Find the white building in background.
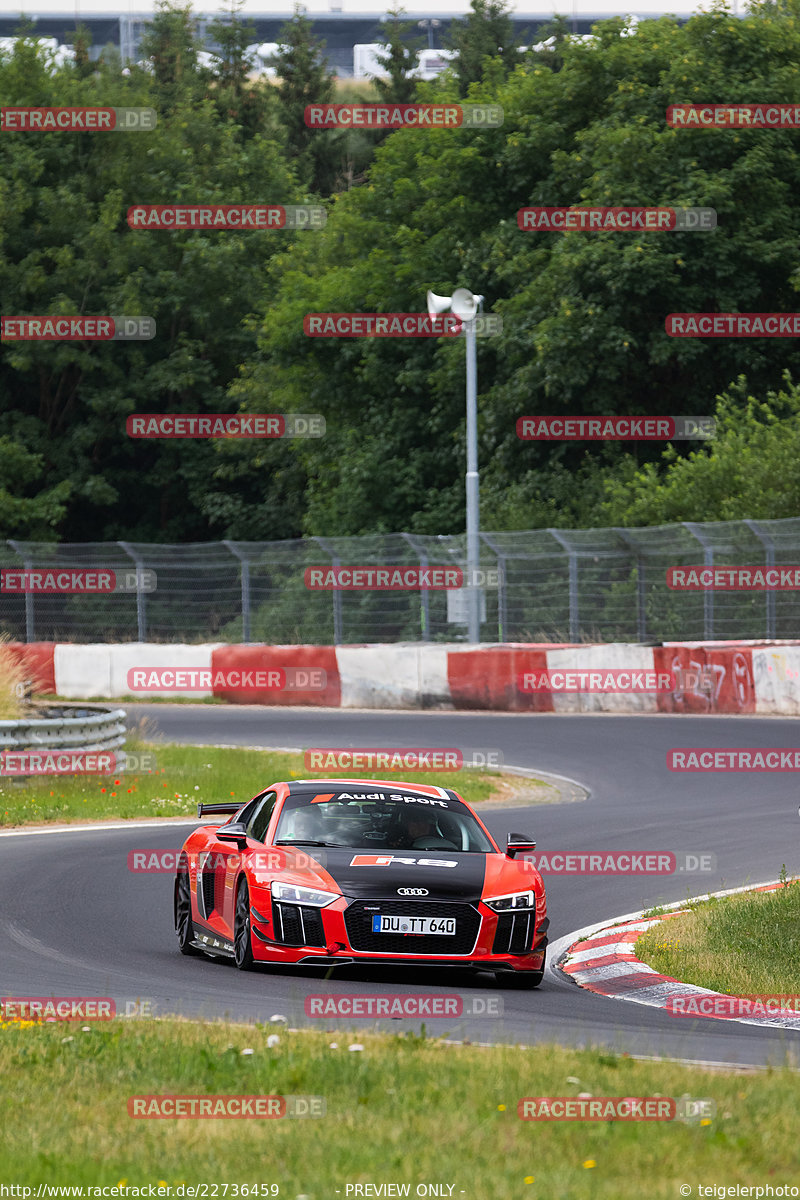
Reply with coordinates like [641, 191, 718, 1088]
[353, 43, 387, 80]
[352, 44, 456, 80]
[245, 42, 285, 78]
[415, 47, 458, 81]
[0, 35, 74, 67]
[0, 2, 741, 77]
[0, 0, 737, 21]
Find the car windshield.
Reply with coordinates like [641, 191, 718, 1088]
[274, 790, 495, 853]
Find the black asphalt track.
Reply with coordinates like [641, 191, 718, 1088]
[2, 705, 798, 1066]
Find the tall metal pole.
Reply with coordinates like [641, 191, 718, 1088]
[465, 318, 480, 643]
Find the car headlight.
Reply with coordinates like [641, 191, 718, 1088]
[484, 890, 536, 912]
[271, 881, 340, 908]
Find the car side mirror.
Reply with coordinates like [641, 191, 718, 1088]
[217, 821, 248, 848]
[506, 832, 536, 858]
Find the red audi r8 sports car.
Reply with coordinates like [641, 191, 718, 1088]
[174, 778, 549, 986]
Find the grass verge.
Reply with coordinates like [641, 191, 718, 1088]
[636, 877, 800, 994]
[0, 1018, 794, 1194]
[0, 737, 555, 828]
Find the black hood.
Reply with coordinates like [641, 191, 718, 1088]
[315, 847, 487, 901]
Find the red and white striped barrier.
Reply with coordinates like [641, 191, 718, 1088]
[560, 881, 800, 1029]
[9, 639, 800, 714]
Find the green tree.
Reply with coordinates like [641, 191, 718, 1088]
[598, 376, 800, 525]
[207, 0, 274, 135]
[446, 0, 522, 95]
[65, 23, 94, 79]
[525, 14, 572, 73]
[228, 2, 800, 537]
[374, 9, 425, 105]
[138, 0, 204, 112]
[0, 33, 298, 541]
[273, 6, 336, 192]
[0, 438, 71, 539]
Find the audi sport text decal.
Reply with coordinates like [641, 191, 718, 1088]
[335, 792, 448, 806]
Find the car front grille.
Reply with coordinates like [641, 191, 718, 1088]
[491, 910, 536, 955]
[344, 900, 480, 956]
[272, 902, 326, 947]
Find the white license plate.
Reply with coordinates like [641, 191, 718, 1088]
[372, 915, 456, 936]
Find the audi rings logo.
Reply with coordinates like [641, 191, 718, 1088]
[397, 887, 429, 896]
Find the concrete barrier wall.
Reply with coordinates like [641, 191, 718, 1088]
[10, 641, 800, 714]
[547, 643, 661, 714]
[211, 644, 340, 706]
[654, 644, 755, 714]
[9, 642, 57, 694]
[752, 645, 800, 715]
[447, 645, 557, 712]
[54, 643, 112, 698]
[54, 643, 217, 699]
[338, 644, 451, 709]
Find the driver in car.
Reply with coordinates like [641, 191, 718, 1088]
[291, 808, 319, 841]
[394, 812, 441, 849]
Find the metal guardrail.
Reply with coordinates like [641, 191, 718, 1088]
[0, 705, 127, 753]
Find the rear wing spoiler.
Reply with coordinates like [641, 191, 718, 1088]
[197, 802, 242, 819]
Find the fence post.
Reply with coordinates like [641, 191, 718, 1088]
[614, 529, 646, 642]
[743, 519, 775, 639]
[223, 541, 251, 643]
[313, 537, 343, 645]
[682, 523, 714, 640]
[7, 541, 34, 643]
[401, 533, 430, 642]
[118, 542, 147, 641]
[547, 530, 579, 641]
[480, 532, 505, 643]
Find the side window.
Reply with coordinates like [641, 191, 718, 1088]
[247, 792, 278, 843]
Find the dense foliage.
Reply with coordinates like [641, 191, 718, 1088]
[2, 0, 799, 542]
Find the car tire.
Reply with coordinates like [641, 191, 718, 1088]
[175, 867, 203, 957]
[234, 877, 255, 970]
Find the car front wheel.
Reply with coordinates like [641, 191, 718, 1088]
[234, 877, 255, 970]
[175, 868, 202, 957]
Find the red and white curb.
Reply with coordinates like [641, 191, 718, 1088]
[551, 879, 800, 1031]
